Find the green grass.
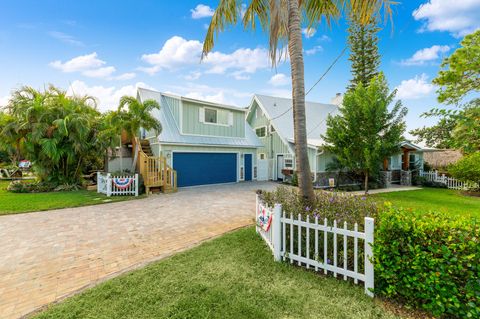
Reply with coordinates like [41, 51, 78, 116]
[373, 188, 480, 218]
[35, 227, 399, 319]
[0, 180, 142, 216]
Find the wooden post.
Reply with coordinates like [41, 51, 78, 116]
[273, 204, 282, 262]
[364, 217, 374, 297]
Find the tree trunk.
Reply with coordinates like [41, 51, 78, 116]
[364, 171, 369, 194]
[287, 0, 315, 202]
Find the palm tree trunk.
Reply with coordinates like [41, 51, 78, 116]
[287, 0, 315, 202]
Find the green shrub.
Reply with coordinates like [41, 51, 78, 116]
[7, 180, 55, 193]
[421, 179, 448, 188]
[449, 152, 480, 190]
[374, 206, 480, 318]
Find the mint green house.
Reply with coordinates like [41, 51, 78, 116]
[137, 88, 263, 187]
[246, 94, 341, 182]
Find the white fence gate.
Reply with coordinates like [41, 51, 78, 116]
[256, 159, 269, 181]
[256, 195, 374, 297]
[97, 172, 139, 196]
[420, 170, 478, 190]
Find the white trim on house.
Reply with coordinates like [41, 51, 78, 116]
[255, 125, 268, 138]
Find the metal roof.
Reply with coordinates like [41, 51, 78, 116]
[253, 94, 339, 148]
[137, 88, 263, 148]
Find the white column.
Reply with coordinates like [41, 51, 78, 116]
[134, 174, 139, 196]
[255, 194, 259, 234]
[364, 217, 374, 297]
[272, 203, 282, 262]
[106, 173, 112, 197]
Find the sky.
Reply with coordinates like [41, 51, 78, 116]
[0, 0, 479, 137]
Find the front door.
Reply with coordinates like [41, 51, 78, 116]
[244, 154, 252, 181]
[277, 155, 284, 181]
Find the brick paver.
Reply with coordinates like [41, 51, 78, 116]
[0, 182, 277, 319]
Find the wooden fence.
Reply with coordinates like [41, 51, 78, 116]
[420, 170, 478, 190]
[256, 195, 375, 297]
[97, 172, 139, 197]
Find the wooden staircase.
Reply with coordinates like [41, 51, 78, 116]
[135, 138, 177, 194]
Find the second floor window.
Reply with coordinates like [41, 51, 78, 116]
[205, 108, 217, 124]
[256, 126, 266, 138]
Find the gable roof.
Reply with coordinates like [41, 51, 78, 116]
[137, 88, 262, 148]
[251, 94, 339, 149]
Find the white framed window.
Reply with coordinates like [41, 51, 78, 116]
[255, 126, 267, 138]
[284, 158, 293, 168]
[199, 107, 233, 126]
[204, 108, 217, 123]
[270, 124, 275, 133]
[258, 153, 266, 160]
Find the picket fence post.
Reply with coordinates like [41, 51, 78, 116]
[272, 203, 282, 262]
[106, 173, 112, 197]
[134, 174, 139, 196]
[364, 217, 374, 297]
[255, 194, 259, 234]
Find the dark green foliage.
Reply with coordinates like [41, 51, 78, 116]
[347, 17, 381, 90]
[323, 74, 407, 192]
[374, 206, 480, 318]
[7, 180, 54, 193]
[449, 152, 480, 188]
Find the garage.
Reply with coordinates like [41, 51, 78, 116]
[173, 152, 238, 187]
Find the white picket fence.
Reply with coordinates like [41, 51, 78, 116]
[255, 195, 374, 297]
[97, 172, 139, 196]
[420, 170, 478, 190]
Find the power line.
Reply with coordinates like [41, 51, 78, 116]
[269, 46, 347, 121]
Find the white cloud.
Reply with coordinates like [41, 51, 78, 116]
[400, 45, 450, 66]
[82, 66, 116, 78]
[413, 0, 480, 37]
[113, 72, 137, 81]
[317, 35, 331, 42]
[67, 80, 154, 112]
[50, 52, 105, 73]
[395, 74, 435, 100]
[191, 4, 215, 19]
[140, 36, 273, 79]
[302, 28, 316, 38]
[167, 83, 252, 107]
[0, 95, 10, 107]
[140, 36, 203, 74]
[50, 52, 133, 80]
[268, 73, 290, 87]
[184, 71, 202, 81]
[305, 45, 323, 56]
[49, 31, 84, 46]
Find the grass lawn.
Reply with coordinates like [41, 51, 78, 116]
[373, 188, 480, 218]
[35, 227, 400, 319]
[0, 180, 142, 216]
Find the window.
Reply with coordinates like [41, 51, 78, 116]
[255, 126, 266, 138]
[270, 125, 275, 133]
[409, 154, 416, 170]
[204, 108, 217, 124]
[284, 158, 293, 168]
[258, 153, 266, 160]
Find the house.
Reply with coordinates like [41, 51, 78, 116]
[135, 88, 263, 188]
[247, 94, 425, 186]
[246, 94, 341, 182]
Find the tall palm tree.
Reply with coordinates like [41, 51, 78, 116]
[202, 0, 395, 201]
[115, 96, 162, 171]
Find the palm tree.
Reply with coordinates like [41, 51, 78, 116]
[202, 0, 395, 202]
[115, 96, 162, 171]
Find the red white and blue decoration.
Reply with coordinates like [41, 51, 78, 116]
[257, 204, 273, 232]
[112, 177, 134, 189]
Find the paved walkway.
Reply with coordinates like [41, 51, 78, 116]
[351, 185, 422, 195]
[0, 182, 277, 319]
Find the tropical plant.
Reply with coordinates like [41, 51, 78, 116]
[0, 111, 23, 164]
[201, 0, 396, 202]
[448, 152, 480, 188]
[323, 74, 407, 193]
[3, 85, 114, 186]
[347, 16, 381, 90]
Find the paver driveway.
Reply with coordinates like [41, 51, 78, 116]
[0, 182, 277, 318]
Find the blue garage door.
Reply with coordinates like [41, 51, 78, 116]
[173, 152, 237, 187]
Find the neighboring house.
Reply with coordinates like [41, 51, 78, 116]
[422, 149, 463, 169]
[136, 88, 263, 187]
[246, 94, 341, 182]
[383, 141, 424, 184]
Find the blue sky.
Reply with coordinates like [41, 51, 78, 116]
[1, 0, 479, 136]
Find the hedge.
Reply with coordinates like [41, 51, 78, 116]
[374, 206, 480, 318]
